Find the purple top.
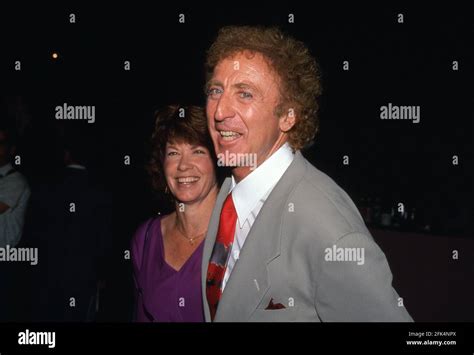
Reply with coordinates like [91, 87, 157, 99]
[131, 216, 205, 322]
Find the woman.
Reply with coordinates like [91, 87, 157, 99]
[131, 105, 220, 322]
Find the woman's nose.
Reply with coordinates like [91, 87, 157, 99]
[177, 154, 193, 171]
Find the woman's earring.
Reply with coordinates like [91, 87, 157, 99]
[164, 186, 169, 194]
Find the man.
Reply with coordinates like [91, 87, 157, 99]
[28, 131, 112, 321]
[0, 123, 30, 321]
[201, 26, 413, 322]
[0, 124, 30, 247]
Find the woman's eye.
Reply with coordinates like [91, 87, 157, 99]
[167, 151, 178, 156]
[239, 91, 253, 99]
[194, 149, 206, 154]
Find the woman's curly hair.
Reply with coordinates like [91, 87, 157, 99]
[147, 105, 219, 195]
[206, 26, 323, 151]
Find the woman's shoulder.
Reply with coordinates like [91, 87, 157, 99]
[131, 216, 162, 253]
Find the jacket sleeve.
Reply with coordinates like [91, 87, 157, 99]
[314, 232, 413, 322]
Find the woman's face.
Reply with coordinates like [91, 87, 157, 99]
[163, 140, 217, 205]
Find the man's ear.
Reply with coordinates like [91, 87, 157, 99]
[279, 107, 296, 132]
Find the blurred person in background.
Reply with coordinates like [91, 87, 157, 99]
[26, 126, 112, 321]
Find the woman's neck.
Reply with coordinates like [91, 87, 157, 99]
[173, 184, 219, 237]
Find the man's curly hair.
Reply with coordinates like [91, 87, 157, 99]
[205, 26, 322, 151]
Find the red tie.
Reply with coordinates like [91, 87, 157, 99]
[206, 193, 237, 321]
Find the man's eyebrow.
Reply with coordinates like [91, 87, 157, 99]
[205, 80, 263, 95]
[206, 80, 224, 90]
[232, 82, 262, 95]
[233, 82, 254, 89]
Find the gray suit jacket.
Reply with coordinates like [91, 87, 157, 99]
[201, 151, 413, 322]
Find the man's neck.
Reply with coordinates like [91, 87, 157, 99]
[232, 136, 288, 183]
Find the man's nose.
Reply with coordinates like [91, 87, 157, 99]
[214, 93, 234, 122]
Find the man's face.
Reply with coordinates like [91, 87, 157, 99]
[206, 52, 285, 177]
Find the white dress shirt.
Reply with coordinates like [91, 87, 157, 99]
[0, 163, 15, 177]
[222, 142, 295, 291]
[0, 163, 30, 247]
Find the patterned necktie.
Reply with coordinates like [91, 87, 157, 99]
[206, 193, 237, 321]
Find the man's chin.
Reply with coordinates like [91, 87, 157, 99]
[215, 148, 261, 174]
[216, 147, 245, 162]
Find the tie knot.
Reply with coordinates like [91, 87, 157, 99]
[222, 193, 235, 213]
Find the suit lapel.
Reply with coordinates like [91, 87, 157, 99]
[214, 151, 307, 321]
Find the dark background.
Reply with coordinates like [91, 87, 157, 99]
[0, 3, 472, 321]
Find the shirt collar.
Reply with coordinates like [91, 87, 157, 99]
[229, 142, 295, 227]
[0, 163, 14, 176]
